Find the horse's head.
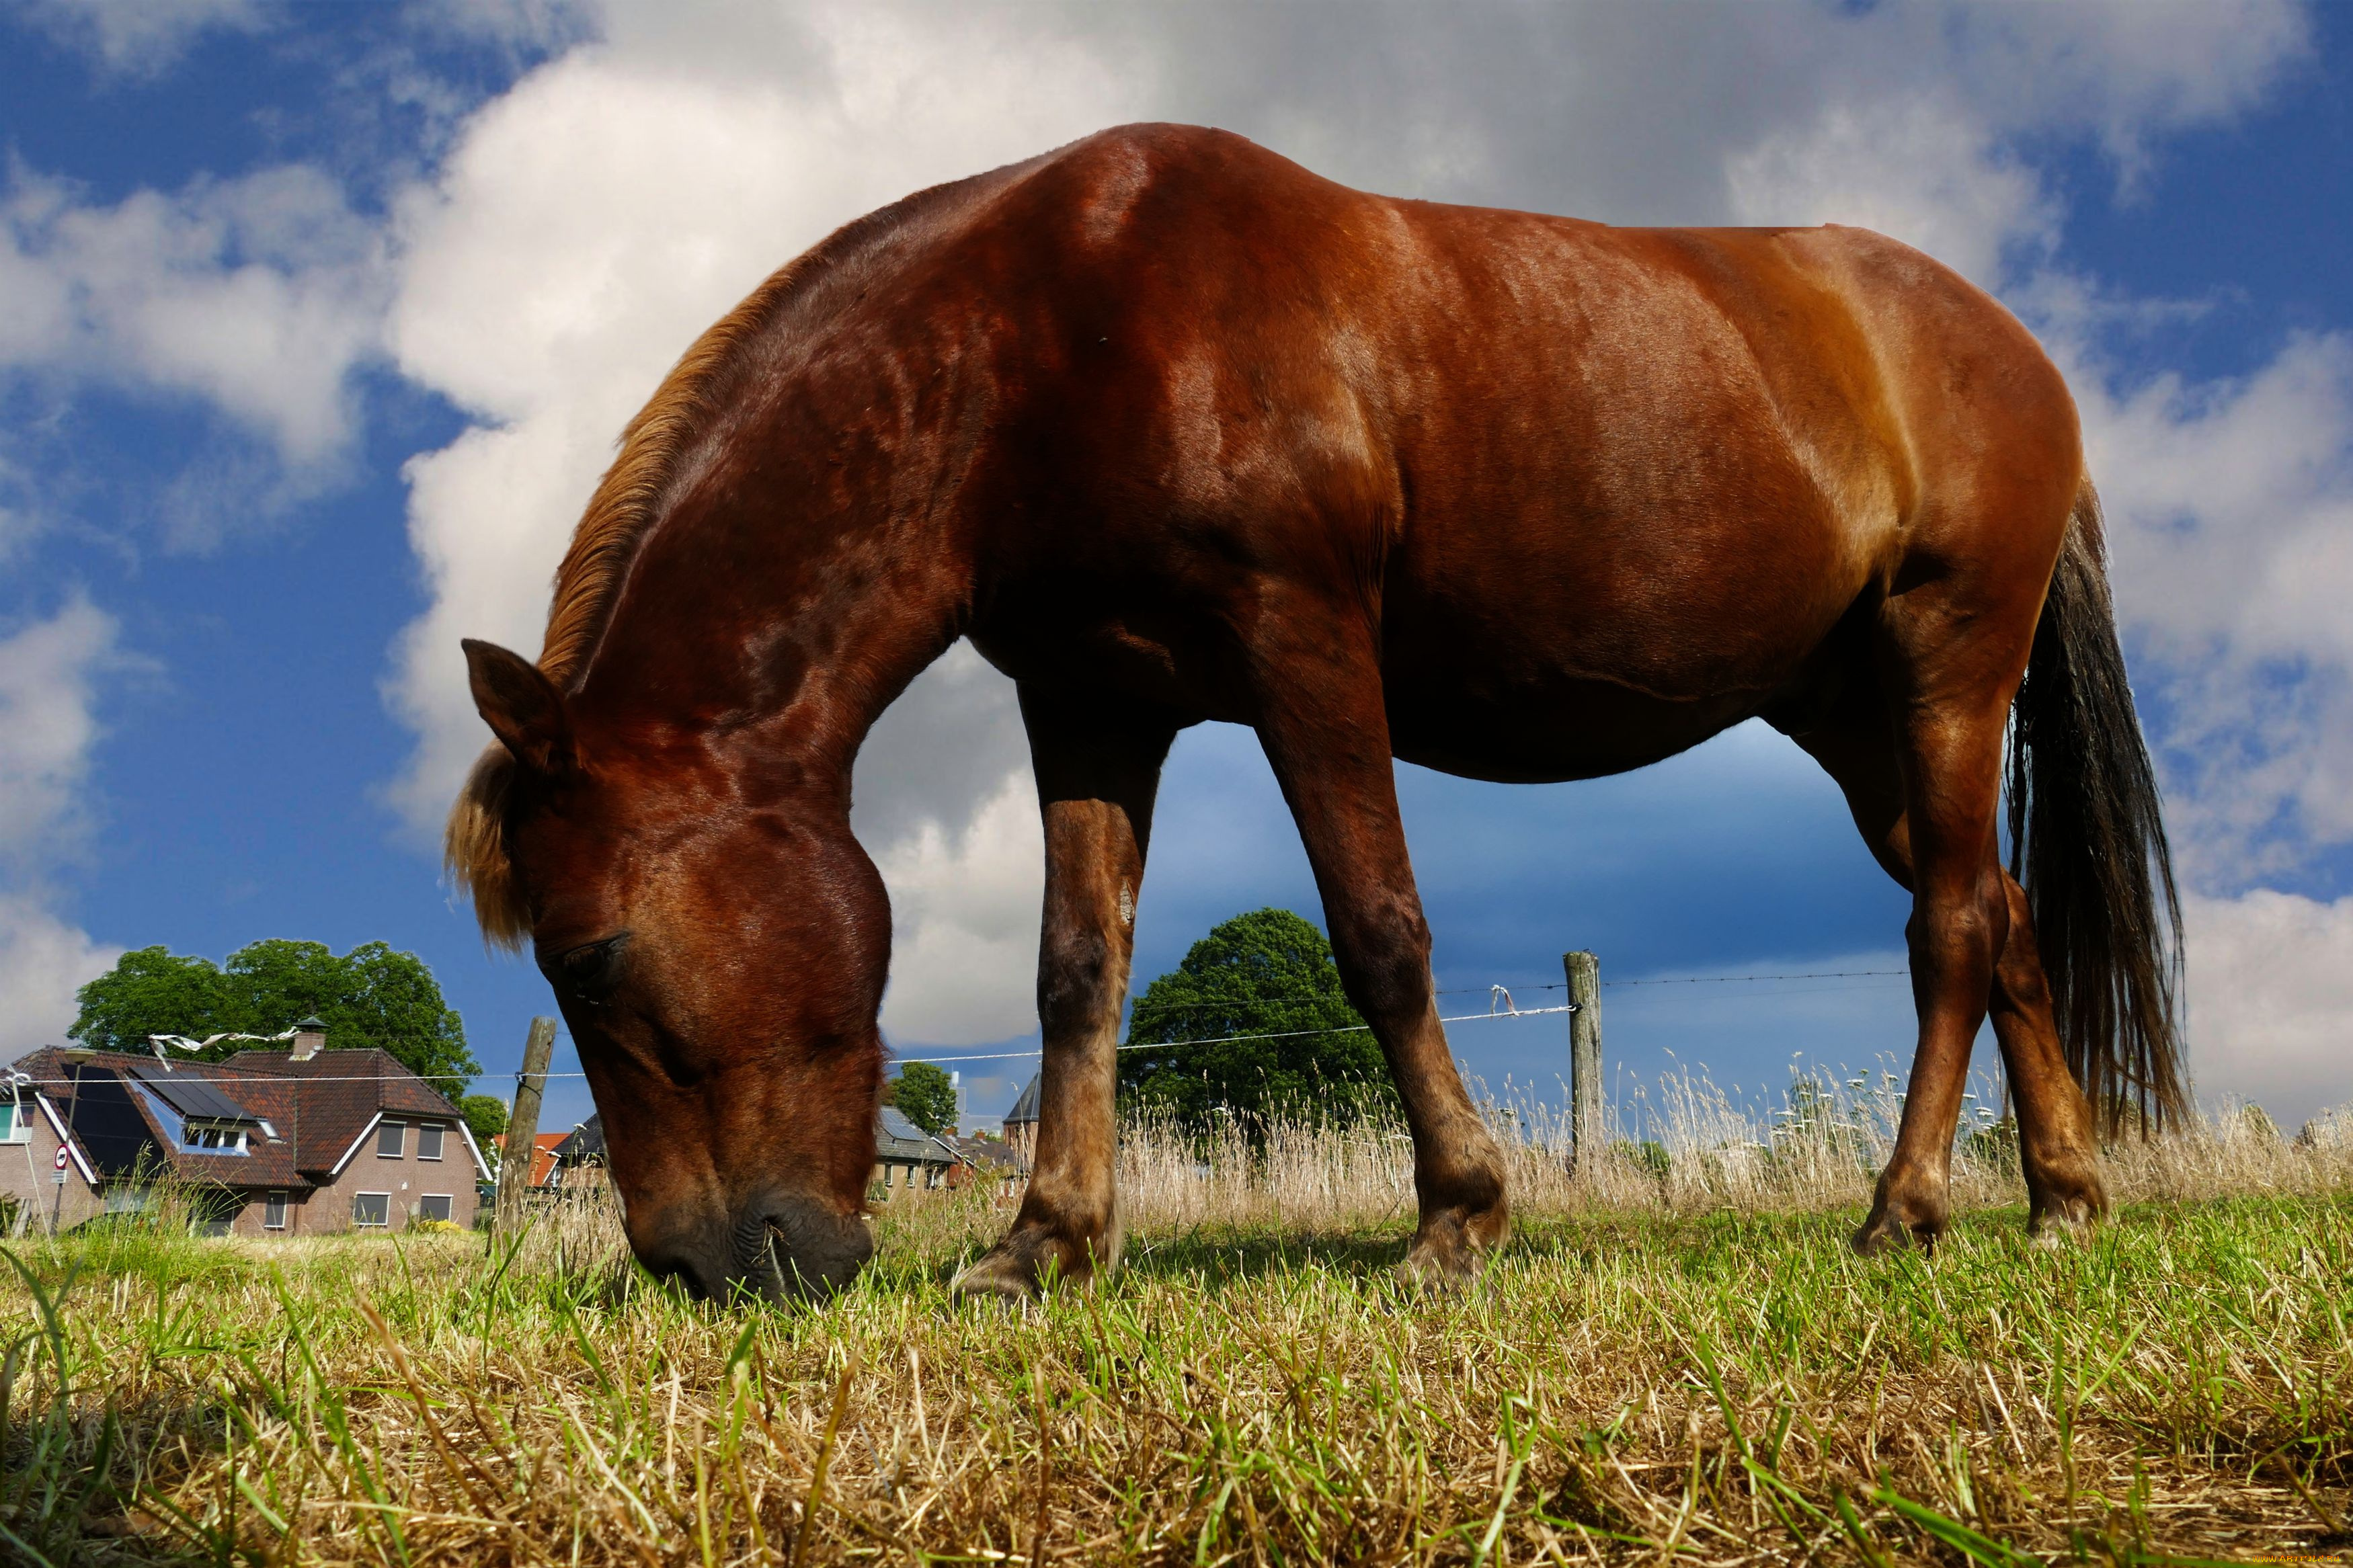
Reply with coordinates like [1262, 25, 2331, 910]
[457, 639, 885, 1303]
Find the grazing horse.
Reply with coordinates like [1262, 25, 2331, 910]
[449, 124, 2182, 1303]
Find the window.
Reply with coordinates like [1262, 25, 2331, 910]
[183, 1122, 248, 1152]
[264, 1191, 288, 1230]
[376, 1120, 404, 1158]
[0, 1100, 22, 1143]
[417, 1194, 452, 1224]
[352, 1192, 390, 1227]
[416, 1122, 445, 1161]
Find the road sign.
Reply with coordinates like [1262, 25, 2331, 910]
[54, 1143, 69, 1171]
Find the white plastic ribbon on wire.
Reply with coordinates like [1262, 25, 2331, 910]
[144, 1027, 298, 1069]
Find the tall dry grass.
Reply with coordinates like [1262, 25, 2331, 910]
[1111, 1069, 2353, 1233]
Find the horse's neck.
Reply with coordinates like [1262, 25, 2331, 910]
[577, 488, 967, 801]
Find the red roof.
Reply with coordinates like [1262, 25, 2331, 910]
[491, 1131, 569, 1186]
[12, 1045, 481, 1191]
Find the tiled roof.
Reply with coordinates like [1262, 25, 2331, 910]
[10, 1046, 472, 1191]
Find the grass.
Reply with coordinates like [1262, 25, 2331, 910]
[5, 1099, 2351, 1565]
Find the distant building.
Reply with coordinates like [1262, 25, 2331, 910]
[1003, 1074, 1041, 1169]
[489, 1130, 570, 1188]
[3, 1041, 489, 1237]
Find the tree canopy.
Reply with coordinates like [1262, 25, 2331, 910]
[1117, 907, 1397, 1132]
[887, 1060, 959, 1137]
[461, 1095, 510, 1163]
[70, 940, 478, 1085]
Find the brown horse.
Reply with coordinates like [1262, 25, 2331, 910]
[449, 124, 2182, 1303]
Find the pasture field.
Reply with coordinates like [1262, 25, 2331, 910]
[5, 1104, 2350, 1567]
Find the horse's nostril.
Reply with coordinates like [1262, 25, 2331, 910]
[740, 1198, 875, 1302]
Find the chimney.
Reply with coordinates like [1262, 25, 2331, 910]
[290, 1017, 328, 1062]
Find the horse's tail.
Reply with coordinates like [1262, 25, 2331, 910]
[2005, 479, 2188, 1134]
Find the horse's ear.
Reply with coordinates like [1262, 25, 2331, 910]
[463, 639, 575, 775]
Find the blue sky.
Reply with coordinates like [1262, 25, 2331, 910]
[3, 1, 2348, 1141]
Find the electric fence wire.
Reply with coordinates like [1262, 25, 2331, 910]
[19, 967, 1914, 1091]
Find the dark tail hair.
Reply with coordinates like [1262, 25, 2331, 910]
[2007, 482, 2188, 1134]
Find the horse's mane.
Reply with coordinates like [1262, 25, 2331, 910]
[442, 256, 816, 947]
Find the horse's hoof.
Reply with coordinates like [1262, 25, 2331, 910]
[1395, 1210, 1504, 1288]
[1851, 1206, 1942, 1257]
[2026, 1168, 2106, 1241]
[949, 1252, 1039, 1306]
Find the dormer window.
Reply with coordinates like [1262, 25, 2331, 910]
[182, 1121, 249, 1153]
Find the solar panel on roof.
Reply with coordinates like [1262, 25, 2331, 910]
[128, 1063, 252, 1123]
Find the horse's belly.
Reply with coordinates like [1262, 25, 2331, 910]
[1384, 671, 1761, 782]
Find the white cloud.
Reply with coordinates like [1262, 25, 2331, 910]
[15, 0, 272, 79]
[2184, 890, 2353, 1126]
[375, 0, 2328, 1042]
[0, 896, 120, 1055]
[1726, 98, 2057, 286]
[0, 595, 116, 878]
[2063, 329, 2353, 880]
[872, 771, 1042, 1044]
[0, 597, 126, 1053]
[0, 162, 389, 543]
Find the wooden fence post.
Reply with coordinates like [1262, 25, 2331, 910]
[1563, 951, 1603, 1177]
[495, 1016, 558, 1236]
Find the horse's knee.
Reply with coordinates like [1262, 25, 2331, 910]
[1330, 901, 1433, 1022]
[1037, 920, 1129, 1036]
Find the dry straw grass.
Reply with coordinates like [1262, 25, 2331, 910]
[5, 1077, 2350, 1566]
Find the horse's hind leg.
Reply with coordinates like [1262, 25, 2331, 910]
[951, 687, 1177, 1303]
[1790, 684, 2102, 1245]
[1248, 626, 1508, 1282]
[1989, 873, 2106, 1233]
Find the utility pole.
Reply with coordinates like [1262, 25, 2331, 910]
[495, 1017, 558, 1237]
[1563, 951, 1603, 1178]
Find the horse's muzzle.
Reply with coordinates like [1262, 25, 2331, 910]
[634, 1193, 873, 1305]
[733, 1195, 875, 1302]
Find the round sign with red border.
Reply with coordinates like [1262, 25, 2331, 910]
[54, 1144, 69, 1171]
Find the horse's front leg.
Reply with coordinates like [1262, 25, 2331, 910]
[951, 687, 1176, 1302]
[1248, 624, 1510, 1284]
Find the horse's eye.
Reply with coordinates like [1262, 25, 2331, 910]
[543, 936, 627, 1004]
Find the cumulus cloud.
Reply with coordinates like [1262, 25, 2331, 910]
[0, 162, 389, 544]
[0, 597, 127, 1053]
[871, 773, 1044, 1044]
[2062, 330, 2353, 881]
[0, 896, 120, 1055]
[376, 0, 2327, 1044]
[2183, 891, 2353, 1125]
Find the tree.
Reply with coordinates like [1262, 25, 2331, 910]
[888, 1061, 959, 1136]
[461, 1095, 510, 1167]
[71, 940, 479, 1085]
[1117, 907, 1397, 1133]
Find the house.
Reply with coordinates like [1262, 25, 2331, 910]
[490, 1130, 571, 1188]
[2, 1040, 491, 1238]
[873, 1106, 962, 1197]
[510, 1108, 982, 1204]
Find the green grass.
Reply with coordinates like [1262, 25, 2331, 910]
[4, 1193, 2350, 1564]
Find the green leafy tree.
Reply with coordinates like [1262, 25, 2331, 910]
[461, 1095, 510, 1166]
[71, 940, 479, 1085]
[888, 1061, 959, 1136]
[1117, 907, 1396, 1133]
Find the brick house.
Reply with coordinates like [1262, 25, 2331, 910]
[2, 1042, 489, 1238]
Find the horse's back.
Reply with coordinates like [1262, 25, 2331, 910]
[959, 128, 2081, 770]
